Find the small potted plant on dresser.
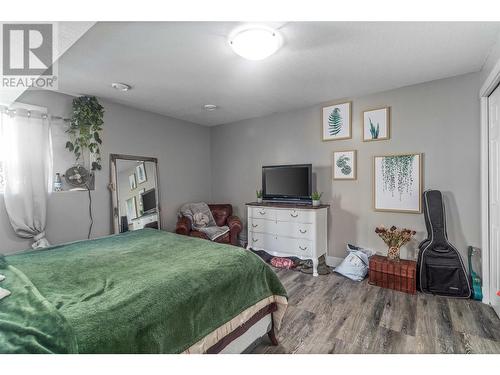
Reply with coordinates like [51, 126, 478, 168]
[312, 191, 322, 206]
[256, 189, 263, 203]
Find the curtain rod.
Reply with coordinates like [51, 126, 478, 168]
[0, 105, 70, 122]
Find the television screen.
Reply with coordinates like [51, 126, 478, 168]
[141, 188, 156, 213]
[262, 164, 311, 200]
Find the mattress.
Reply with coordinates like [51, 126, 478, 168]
[0, 229, 287, 353]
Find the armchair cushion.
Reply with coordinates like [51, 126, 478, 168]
[209, 204, 232, 227]
[175, 216, 191, 236]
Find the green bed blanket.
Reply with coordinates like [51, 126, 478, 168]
[0, 229, 287, 353]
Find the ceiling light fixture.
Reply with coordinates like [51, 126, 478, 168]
[228, 25, 282, 61]
[111, 82, 132, 92]
[203, 104, 218, 111]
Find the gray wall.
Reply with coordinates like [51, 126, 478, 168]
[210, 73, 482, 261]
[1, 90, 211, 254]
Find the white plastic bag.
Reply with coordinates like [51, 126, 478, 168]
[334, 244, 375, 281]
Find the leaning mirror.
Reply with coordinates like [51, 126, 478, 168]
[110, 154, 161, 233]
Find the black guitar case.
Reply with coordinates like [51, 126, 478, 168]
[417, 190, 471, 298]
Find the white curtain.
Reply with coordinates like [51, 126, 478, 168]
[0, 111, 53, 249]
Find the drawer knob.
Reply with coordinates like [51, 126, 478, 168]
[299, 229, 307, 234]
[299, 246, 308, 251]
[252, 224, 258, 228]
[259, 211, 266, 215]
[252, 238, 259, 242]
[290, 213, 299, 218]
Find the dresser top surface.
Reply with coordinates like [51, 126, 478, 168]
[246, 201, 330, 209]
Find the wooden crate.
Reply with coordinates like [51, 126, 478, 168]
[368, 255, 417, 294]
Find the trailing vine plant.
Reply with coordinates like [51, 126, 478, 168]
[65, 96, 104, 171]
[381, 155, 415, 200]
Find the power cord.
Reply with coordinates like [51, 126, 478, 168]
[86, 178, 93, 239]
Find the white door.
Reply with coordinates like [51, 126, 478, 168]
[488, 85, 500, 318]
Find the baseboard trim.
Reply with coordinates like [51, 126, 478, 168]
[325, 256, 343, 268]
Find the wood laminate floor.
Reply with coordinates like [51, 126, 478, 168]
[251, 269, 500, 354]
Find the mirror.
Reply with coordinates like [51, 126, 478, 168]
[110, 154, 161, 233]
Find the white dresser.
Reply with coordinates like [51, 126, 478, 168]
[130, 212, 159, 230]
[246, 202, 328, 276]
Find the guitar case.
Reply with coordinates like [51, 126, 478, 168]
[417, 190, 471, 298]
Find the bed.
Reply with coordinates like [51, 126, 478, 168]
[0, 229, 287, 354]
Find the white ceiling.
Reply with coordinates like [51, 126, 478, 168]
[55, 22, 500, 126]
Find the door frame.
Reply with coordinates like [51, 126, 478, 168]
[480, 58, 500, 305]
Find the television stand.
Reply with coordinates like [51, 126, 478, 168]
[246, 202, 329, 276]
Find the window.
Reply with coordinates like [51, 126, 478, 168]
[0, 119, 3, 193]
[0, 161, 4, 193]
[0, 160, 5, 193]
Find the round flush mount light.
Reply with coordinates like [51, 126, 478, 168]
[228, 25, 282, 61]
[111, 82, 132, 92]
[203, 104, 218, 111]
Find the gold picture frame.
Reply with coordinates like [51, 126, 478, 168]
[373, 152, 423, 213]
[333, 150, 357, 180]
[362, 106, 391, 142]
[321, 101, 352, 141]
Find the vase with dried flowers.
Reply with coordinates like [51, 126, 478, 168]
[375, 225, 416, 261]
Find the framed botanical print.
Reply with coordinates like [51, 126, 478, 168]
[129, 173, 137, 190]
[136, 162, 147, 184]
[126, 196, 138, 221]
[322, 101, 352, 141]
[333, 150, 356, 180]
[363, 107, 390, 141]
[373, 153, 422, 213]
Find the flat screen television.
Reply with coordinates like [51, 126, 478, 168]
[141, 188, 157, 214]
[262, 164, 312, 202]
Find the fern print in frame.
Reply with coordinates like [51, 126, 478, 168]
[328, 108, 342, 136]
[333, 150, 356, 180]
[373, 153, 422, 213]
[363, 107, 390, 142]
[322, 101, 352, 141]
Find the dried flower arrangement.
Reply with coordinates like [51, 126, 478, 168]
[375, 225, 416, 261]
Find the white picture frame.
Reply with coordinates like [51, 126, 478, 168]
[322, 101, 352, 141]
[373, 153, 422, 213]
[129, 173, 137, 190]
[136, 163, 147, 184]
[363, 107, 390, 141]
[333, 150, 357, 180]
[126, 196, 138, 221]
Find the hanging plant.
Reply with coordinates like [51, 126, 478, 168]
[65, 96, 104, 171]
[381, 155, 415, 199]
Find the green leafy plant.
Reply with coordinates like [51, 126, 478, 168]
[65, 96, 104, 171]
[328, 108, 342, 136]
[369, 118, 379, 139]
[256, 189, 263, 198]
[336, 155, 352, 175]
[381, 155, 415, 199]
[311, 191, 323, 201]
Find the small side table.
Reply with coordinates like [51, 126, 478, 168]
[368, 255, 417, 294]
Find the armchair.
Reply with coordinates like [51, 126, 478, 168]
[176, 204, 242, 246]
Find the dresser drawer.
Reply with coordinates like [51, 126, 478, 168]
[248, 217, 276, 234]
[248, 231, 275, 251]
[275, 222, 314, 240]
[276, 209, 314, 224]
[248, 207, 276, 220]
[279, 237, 312, 257]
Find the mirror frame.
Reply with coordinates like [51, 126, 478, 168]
[109, 153, 161, 233]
